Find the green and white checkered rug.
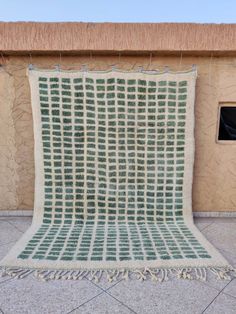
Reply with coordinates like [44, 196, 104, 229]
[0, 68, 233, 282]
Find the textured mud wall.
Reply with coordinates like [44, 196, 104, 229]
[0, 71, 18, 209]
[2, 22, 236, 53]
[1, 55, 236, 212]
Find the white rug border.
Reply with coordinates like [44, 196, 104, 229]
[0, 68, 231, 271]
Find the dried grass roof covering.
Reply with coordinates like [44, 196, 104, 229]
[1, 22, 236, 54]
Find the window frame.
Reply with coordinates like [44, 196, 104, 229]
[216, 102, 236, 144]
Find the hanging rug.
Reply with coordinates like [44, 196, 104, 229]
[0, 68, 234, 283]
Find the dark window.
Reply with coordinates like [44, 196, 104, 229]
[218, 106, 236, 140]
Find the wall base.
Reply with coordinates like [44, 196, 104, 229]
[0, 210, 236, 218]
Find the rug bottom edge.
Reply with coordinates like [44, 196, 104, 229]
[1, 265, 235, 283]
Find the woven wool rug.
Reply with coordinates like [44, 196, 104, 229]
[0, 68, 234, 282]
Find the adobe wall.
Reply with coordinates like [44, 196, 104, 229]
[0, 54, 235, 212]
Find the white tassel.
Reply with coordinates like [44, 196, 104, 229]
[210, 267, 231, 281]
[72, 271, 81, 280]
[14, 270, 27, 279]
[8, 269, 24, 277]
[18, 269, 34, 279]
[49, 270, 58, 280]
[202, 268, 207, 281]
[159, 269, 164, 282]
[176, 268, 183, 279]
[96, 270, 103, 282]
[164, 269, 169, 281]
[89, 270, 100, 283]
[185, 268, 192, 280]
[61, 271, 71, 280]
[0, 268, 7, 277]
[41, 270, 54, 281]
[89, 270, 95, 281]
[106, 270, 116, 282]
[134, 270, 146, 281]
[112, 270, 120, 281]
[0, 266, 234, 283]
[145, 268, 158, 281]
[79, 270, 89, 280]
[122, 270, 129, 280]
[35, 270, 43, 279]
[67, 271, 75, 280]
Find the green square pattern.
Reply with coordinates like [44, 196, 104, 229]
[18, 75, 211, 262]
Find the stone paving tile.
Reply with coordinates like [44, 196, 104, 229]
[6, 217, 32, 233]
[0, 221, 22, 246]
[194, 217, 214, 231]
[204, 292, 236, 314]
[0, 241, 16, 261]
[107, 277, 219, 314]
[0, 241, 16, 284]
[218, 249, 236, 267]
[198, 220, 236, 291]
[0, 275, 102, 314]
[222, 278, 236, 298]
[202, 221, 236, 256]
[200, 270, 232, 292]
[71, 292, 135, 314]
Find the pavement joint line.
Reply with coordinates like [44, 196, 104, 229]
[221, 290, 236, 300]
[66, 290, 105, 314]
[199, 277, 230, 292]
[1, 217, 236, 314]
[84, 275, 123, 292]
[5, 220, 25, 234]
[219, 277, 236, 300]
[104, 290, 138, 314]
[201, 278, 234, 313]
[198, 222, 214, 232]
[105, 279, 124, 291]
[83, 278, 136, 313]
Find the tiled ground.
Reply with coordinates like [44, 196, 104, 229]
[0, 216, 236, 314]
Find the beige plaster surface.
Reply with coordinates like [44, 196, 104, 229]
[0, 70, 18, 209]
[0, 55, 236, 212]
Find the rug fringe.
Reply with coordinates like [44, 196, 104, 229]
[0, 266, 235, 283]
